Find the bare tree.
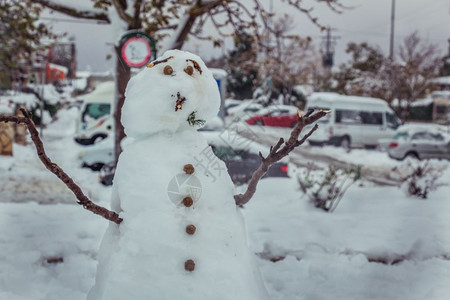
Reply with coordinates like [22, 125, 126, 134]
[258, 15, 321, 104]
[322, 33, 441, 119]
[395, 31, 441, 119]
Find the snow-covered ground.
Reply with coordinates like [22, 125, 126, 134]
[1, 107, 450, 299]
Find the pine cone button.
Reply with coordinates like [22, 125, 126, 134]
[186, 224, 196, 235]
[182, 196, 194, 207]
[183, 164, 195, 174]
[185, 259, 195, 271]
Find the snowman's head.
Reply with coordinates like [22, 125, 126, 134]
[122, 50, 221, 138]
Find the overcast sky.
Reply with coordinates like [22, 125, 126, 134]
[43, 0, 450, 72]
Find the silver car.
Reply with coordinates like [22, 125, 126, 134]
[387, 127, 450, 160]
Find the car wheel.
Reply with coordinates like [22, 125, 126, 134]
[309, 141, 323, 147]
[404, 151, 419, 160]
[291, 121, 297, 128]
[340, 136, 351, 152]
[255, 120, 264, 126]
[90, 163, 105, 171]
[91, 134, 107, 144]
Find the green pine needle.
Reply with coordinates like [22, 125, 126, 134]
[187, 111, 205, 126]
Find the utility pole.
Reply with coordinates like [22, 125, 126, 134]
[321, 26, 339, 69]
[448, 38, 450, 57]
[389, 0, 396, 60]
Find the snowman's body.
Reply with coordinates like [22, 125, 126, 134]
[87, 50, 269, 300]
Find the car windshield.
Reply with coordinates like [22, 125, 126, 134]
[386, 112, 401, 129]
[82, 103, 111, 122]
[211, 146, 242, 161]
[393, 132, 409, 140]
[211, 145, 260, 161]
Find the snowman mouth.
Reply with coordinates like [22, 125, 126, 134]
[175, 92, 186, 111]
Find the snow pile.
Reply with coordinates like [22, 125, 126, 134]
[0, 92, 39, 111]
[244, 178, 450, 300]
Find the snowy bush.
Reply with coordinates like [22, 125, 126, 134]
[394, 159, 448, 199]
[297, 163, 361, 212]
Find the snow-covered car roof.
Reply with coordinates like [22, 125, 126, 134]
[396, 122, 449, 135]
[256, 105, 299, 115]
[227, 101, 263, 113]
[308, 92, 388, 107]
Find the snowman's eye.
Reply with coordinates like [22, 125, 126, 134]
[184, 66, 194, 76]
[163, 65, 173, 75]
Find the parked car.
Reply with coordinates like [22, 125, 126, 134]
[377, 123, 448, 152]
[223, 99, 244, 116]
[385, 125, 450, 160]
[209, 144, 288, 184]
[78, 136, 114, 171]
[74, 81, 114, 145]
[245, 105, 299, 127]
[98, 162, 115, 186]
[305, 92, 401, 149]
[202, 130, 289, 184]
[227, 101, 263, 121]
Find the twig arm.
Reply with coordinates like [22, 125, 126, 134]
[234, 109, 327, 206]
[0, 109, 122, 225]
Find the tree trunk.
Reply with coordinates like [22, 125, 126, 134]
[114, 47, 131, 165]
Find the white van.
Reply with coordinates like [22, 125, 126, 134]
[74, 81, 115, 145]
[305, 93, 401, 149]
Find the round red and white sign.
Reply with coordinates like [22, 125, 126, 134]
[119, 32, 155, 68]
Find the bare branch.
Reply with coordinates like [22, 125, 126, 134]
[0, 109, 122, 225]
[111, 0, 134, 25]
[234, 110, 328, 206]
[171, 0, 225, 49]
[32, 0, 110, 23]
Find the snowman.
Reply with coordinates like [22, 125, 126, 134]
[87, 50, 269, 300]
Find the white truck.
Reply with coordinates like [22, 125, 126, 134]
[74, 81, 114, 145]
[305, 92, 401, 149]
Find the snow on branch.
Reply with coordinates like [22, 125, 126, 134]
[0, 108, 122, 225]
[234, 109, 329, 206]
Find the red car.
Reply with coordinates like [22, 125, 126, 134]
[245, 105, 299, 127]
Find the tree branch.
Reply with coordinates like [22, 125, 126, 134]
[33, 0, 110, 23]
[111, 0, 134, 25]
[171, 0, 225, 50]
[0, 109, 122, 225]
[234, 109, 328, 206]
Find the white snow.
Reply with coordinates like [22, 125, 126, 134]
[0, 92, 39, 110]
